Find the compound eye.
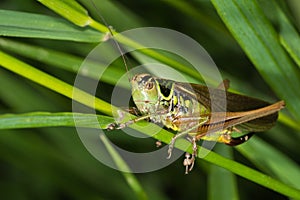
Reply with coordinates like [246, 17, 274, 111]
[145, 81, 154, 90]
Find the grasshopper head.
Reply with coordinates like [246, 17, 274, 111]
[130, 74, 159, 114]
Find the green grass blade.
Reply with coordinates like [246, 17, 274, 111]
[288, 0, 300, 29]
[39, 0, 205, 83]
[163, 0, 229, 37]
[236, 136, 300, 190]
[0, 113, 147, 199]
[278, 113, 300, 132]
[258, 0, 300, 68]
[276, 6, 300, 68]
[0, 69, 59, 112]
[0, 50, 112, 115]
[38, 0, 108, 33]
[79, 0, 144, 31]
[0, 10, 101, 42]
[1, 111, 300, 198]
[0, 131, 104, 199]
[202, 146, 300, 199]
[100, 134, 148, 200]
[0, 50, 146, 198]
[0, 112, 113, 129]
[0, 38, 128, 88]
[124, 123, 300, 198]
[37, 0, 91, 27]
[208, 145, 239, 200]
[211, 0, 300, 121]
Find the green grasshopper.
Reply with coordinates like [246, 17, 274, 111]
[98, 6, 285, 174]
[108, 73, 284, 173]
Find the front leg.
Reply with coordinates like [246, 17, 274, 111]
[107, 108, 167, 130]
[107, 114, 151, 130]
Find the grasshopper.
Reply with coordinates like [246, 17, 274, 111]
[108, 73, 284, 173]
[97, 6, 285, 174]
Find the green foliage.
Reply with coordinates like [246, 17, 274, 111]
[0, 9, 100, 42]
[0, 0, 300, 199]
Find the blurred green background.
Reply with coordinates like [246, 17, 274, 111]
[1, 0, 300, 199]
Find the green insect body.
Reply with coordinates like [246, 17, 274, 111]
[111, 73, 285, 173]
[102, 32, 285, 173]
[131, 74, 210, 132]
[130, 73, 284, 141]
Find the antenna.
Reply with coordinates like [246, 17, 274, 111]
[90, 0, 131, 81]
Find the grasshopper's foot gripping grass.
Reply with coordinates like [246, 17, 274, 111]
[168, 135, 198, 174]
[183, 152, 195, 174]
[107, 122, 125, 130]
[183, 136, 197, 174]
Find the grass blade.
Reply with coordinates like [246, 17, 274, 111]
[0, 50, 146, 198]
[37, 0, 91, 27]
[100, 134, 148, 200]
[202, 144, 300, 199]
[0, 38, 128, 88]
[211, 0, 300, 121]
[258, 0, 300, 68]
[0, 50, 112, 115]
[208, 145, 239, 200]
[0, 112, 113, 129]
[1, 109, 300, 198]
[0, 10, 101, 42]
[236, 136, 300, 190]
